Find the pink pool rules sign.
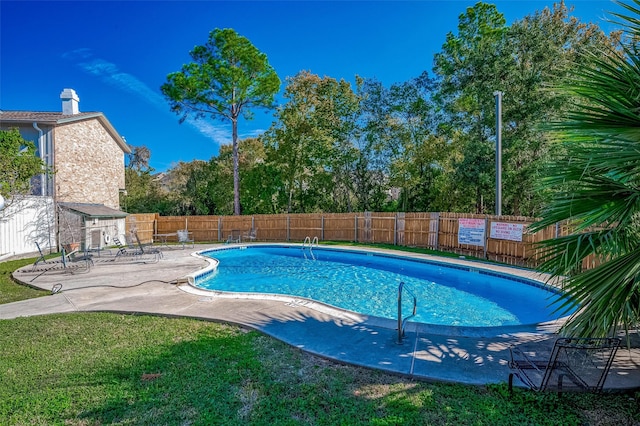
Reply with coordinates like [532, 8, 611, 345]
[457, 218, 486, 246]
[490, 222, 525, 242]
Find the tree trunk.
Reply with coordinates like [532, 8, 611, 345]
[232, 118, 240, 215]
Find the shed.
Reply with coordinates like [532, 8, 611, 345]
[58, 202, 128, 251]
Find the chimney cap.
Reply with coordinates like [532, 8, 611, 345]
[60, 88, 79, 101]
[60, 88, 80, 115]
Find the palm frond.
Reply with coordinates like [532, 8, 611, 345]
[532, 1, 640, 338]
[556, 249, 640, 337]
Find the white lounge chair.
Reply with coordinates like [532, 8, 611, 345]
[177, 229, 194, 249]
[243, 228, 257, 242]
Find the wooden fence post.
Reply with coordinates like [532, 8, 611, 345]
[354, 214, 358, 242]
[394, 214, 397, 246]
[434, 212, 440, 251]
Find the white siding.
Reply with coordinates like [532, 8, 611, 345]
[0, 196, 56, 256]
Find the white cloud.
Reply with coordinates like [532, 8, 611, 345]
[62, 48, 231, 146]
[186, 118, 231, 144]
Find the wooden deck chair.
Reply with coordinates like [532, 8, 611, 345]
[508, 337, 621, 394]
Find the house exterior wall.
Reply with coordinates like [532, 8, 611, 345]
[54, 119, 125, 210]
[0, 196, 56, 256]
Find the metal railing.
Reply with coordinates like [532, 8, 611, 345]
[397, 281, 417, 344]
[302, 236, 318, 260]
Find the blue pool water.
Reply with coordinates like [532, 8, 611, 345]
[197, 245, 568, 327]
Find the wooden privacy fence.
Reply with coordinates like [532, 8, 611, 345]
[126, 212, 568, 267]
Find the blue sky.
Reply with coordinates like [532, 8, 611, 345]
[1, 1, 620, 171]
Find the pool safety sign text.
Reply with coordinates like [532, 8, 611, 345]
[458, 218, 486, 246]
[490, 222, 525, 242]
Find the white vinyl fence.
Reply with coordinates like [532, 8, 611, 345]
[0, 196, 56, 258]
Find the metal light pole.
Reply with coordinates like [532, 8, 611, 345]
[493, 91, 503, 217]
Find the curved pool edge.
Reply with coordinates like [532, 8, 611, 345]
[176, 243, 568, 338]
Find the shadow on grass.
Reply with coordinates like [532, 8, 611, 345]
[76, 330, 262, 424]
[3, 312, 638, 425]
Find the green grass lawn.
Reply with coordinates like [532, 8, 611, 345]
[0, 313, 637, 425]
[1, 254, 638, 425]
[0, 256, 50, 304]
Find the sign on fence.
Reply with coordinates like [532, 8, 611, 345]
[490, 222, 525, 242]
[458, 218, 486, 246]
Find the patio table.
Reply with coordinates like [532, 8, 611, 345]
[153, 233, 177, 248]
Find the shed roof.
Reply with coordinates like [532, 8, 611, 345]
[0, 110, 131, 154]
[58, 202, 129, 218]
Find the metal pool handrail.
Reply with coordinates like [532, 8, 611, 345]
[302, 236, 317, 260]
[398, 281, 417, 344]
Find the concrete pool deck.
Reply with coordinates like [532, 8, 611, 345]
[3, 243, 640, 390]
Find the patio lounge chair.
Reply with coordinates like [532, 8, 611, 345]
[177, 229, 194, 249]
[19, 244, 93, 281]
[112, 236, 138, 255]
[33, 241, 93, 267]
[111, 236, 160, 263]
[508, 337, 621, 394]
[225, 229, 241, 244]
[132, 231, 163, 259]
[243, 228, 257, 242]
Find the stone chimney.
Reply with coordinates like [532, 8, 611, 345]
[60, 88, 80, 115]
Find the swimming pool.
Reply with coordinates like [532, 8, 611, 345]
[192, 245, 568, 328]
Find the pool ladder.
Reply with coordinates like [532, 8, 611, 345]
[302, 236, 318, 260]
[397, 281, 417, 344]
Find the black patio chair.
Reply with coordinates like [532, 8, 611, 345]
[132, 231, 163, 259]
[19, 244, 93, 281]
[111, 235, 160, 263]
[508, 337, 621, 394]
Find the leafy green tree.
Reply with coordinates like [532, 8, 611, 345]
[165, 160, 215, 215]
[500, 2, 616, 216]
[121, 146, 175, 214]
[433, 2, 508, 214]
[159, 139, 273, 216]
[121, 168, 170, 214]
[433, 1, 615, 215]
[531, 1, 640, 339]
[161, 28, 280, 215]
[359, 73, 443, 212]
[353, 76, 394, 211]
[264, 71, 360, 213]
[0, 128, 46, 205]
[238, 137, 281, 214]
